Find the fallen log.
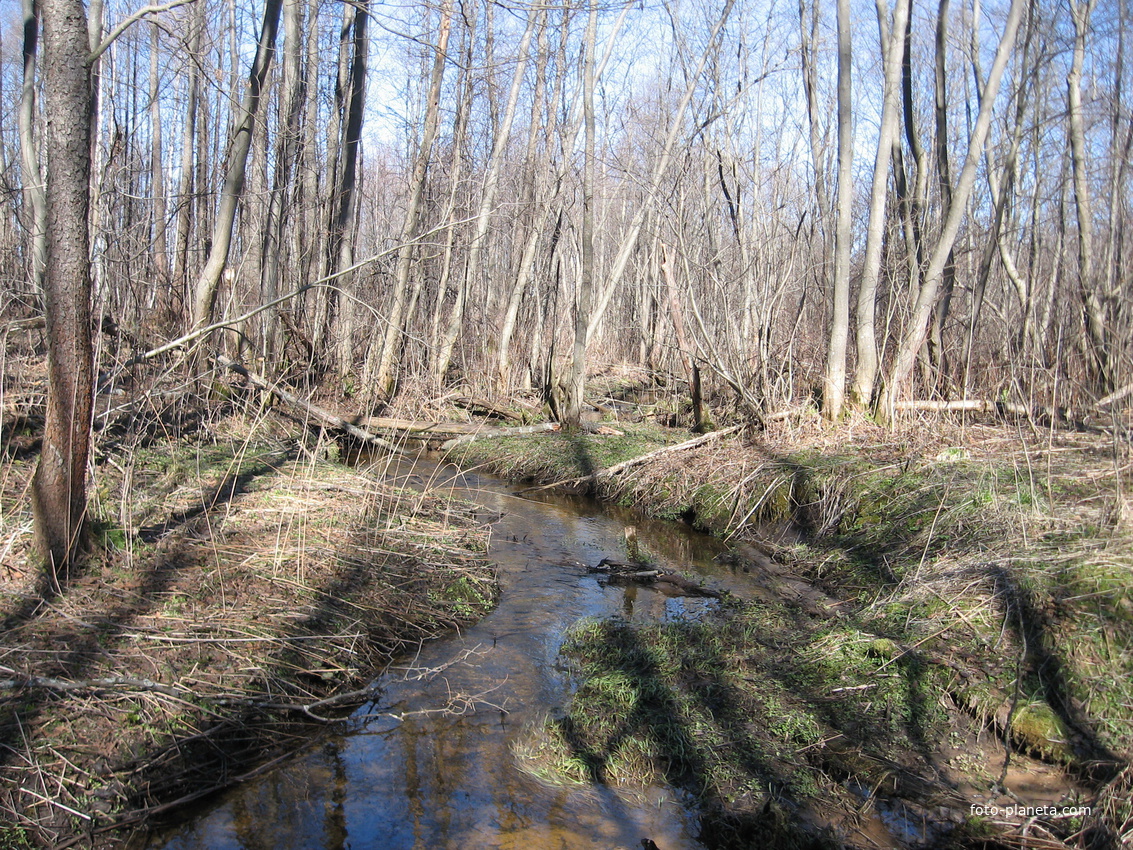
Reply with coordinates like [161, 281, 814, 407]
[589, 558, 721, 598]
[894, 398, 1119, 435]
[439, 422, 560, 451]
[353, 417, 491, 437]
[215, 355, 406, 455]
[1097, 384, 1133, 408]
[452, 396, 526, 421]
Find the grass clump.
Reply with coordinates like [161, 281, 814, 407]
[518, 607, 960, 848]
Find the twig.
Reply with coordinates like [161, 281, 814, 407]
[20, 788, 92, 822]
[0, 674, 185, 697]
[90, 0, 197, 64]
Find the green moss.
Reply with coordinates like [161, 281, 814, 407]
[1010, 701, 1075, 762]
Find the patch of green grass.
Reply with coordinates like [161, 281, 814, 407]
[535, 606, 961, 806]
[0, 826, 35, 850]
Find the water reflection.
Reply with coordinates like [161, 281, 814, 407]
[153, 460, 741, 850]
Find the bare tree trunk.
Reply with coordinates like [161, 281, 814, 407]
[428, 27, 475, 372]
[296, 0, 321, 319]
[433, 3, 538, 387]
[325, 0, 369, 377]
[798, 0, 829, 233]
[926, 0, 957, 385]
[149, 22, 169, 301]
[877, 0, 1024, 423]
[964, 3, 1033, 392]
[365, 0, 452, 401]
[564, 0, 598, 429]
[309, 0, 355, 361]
[586, 0, 736, 341]
[19, 0, 46, 304]
[822, 0, 853, 419]
[494, 7, 550, 392]
[34, 0, 93, 578]
[850, 0, 909, 408]
[1067, 0, 1110, 392]
[259, 0, 304, 364]
[171, 0, 204, 321]
[188, 0, 282, 345]
[496, 1, 632, 390]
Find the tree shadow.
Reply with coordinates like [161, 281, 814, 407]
[553, 434, 1131, 848]
[987, 564, 1124, 783]
[0, 451, 294, 822]
[553, 618, 838, 849]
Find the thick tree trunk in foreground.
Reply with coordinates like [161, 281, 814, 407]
[33, 0, 93, 577]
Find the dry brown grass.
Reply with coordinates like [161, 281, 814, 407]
[0, 402, 496, 847]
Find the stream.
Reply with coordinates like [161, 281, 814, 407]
[148, 458, 760, 850]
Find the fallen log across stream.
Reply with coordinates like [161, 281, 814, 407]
[520, 424, 745, 493]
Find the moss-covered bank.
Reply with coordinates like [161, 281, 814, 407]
[456, 414, 1132, 849]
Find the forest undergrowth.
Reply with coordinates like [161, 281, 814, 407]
[2, 348, 1132, 849]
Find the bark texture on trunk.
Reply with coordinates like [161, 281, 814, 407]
[823, 0, 853, 419]
[33, 0, 93, 577]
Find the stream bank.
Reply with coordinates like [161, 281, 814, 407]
[0, 413, 496, 849]
[449, 413, 1133, 849]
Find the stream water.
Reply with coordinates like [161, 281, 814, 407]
[149, 459, 759, 850]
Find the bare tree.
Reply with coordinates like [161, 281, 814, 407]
[822, 0, 853, 419]
[877, 0, 1024, 423]
[366, 0, 453, 401]
[33, 0, 94, 576]
[171, 0, 205, 315]
[18, 0, 46, 304]
[564, 0, 598, 428]
[433, 3, 539, 387]
[1067, 0, 1111, 393]
[188, 0, 282, 343]
[850, 0, 908, 408]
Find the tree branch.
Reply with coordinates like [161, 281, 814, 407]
[90, 0, 197, 64]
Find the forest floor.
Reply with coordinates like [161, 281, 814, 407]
[2, 355, 1132, 849]
[0, 386, 497, 848]
[444, 372, 1133, 850]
